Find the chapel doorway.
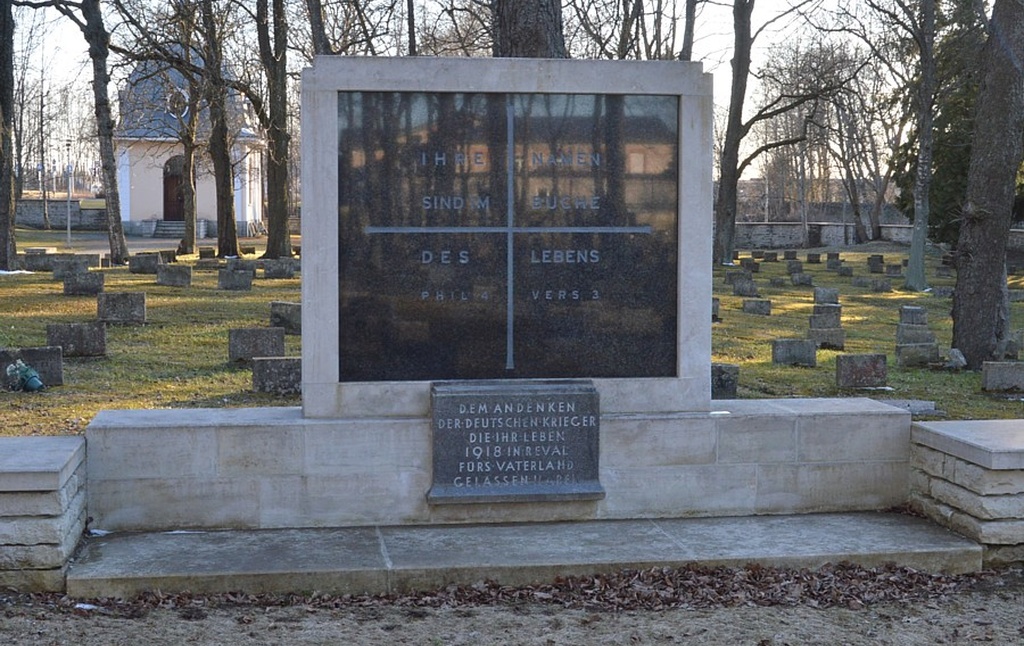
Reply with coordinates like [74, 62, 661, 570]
[163, 155, 185, 221]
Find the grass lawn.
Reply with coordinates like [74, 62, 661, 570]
[2, 232, 1023, 436]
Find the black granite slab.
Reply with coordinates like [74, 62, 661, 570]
[337, 91, 679, 381]
[428, 380, 604, 504]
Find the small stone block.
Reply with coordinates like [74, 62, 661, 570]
[742, 299, 771, 315]
[852, 276, 873, 288]
[263, 259, 296, 279]
[0, 347, 63, 388]
[885, 264, 904, 277]
[739, 258, 760, 273]
[226, 258, 257, 276]
[240, 245, 257, 256]
[838, 266, 854, 277]
[252, 357, 301, 395]
[836, 354, 887, 388]
[218, 269, 253, 291]
[814, 287, 839, 304]
[156, 264, 193, 287]
[97, 292, 146, 325]
[783, 250, 797, 260]
[157, 250, 177, 264]
[194, 258, 223, 271]
[806, 253, 821, 264]
[270, 301, 301, 335]
[932, 286, 955, 298]
[750, 250, 765, 259]
[791, 273, 814, 287]
[826, 252, 840, 261]
[981, 362, 1024, 391]
[900, 305, 928, 325]
[808, 327, 845, 350]
[769, 277, 786, 287]
[872, 279, 892, 293]
[809, 308, 841, 329]
[935, 266, 953, 278]
[786, 260, 803, 275]
[198, 247, 216, 259]
[128, 253, 161, 274]
[897, 323, 936, 345]
[51, 258, 90, 280]
[732, 278, 759, 297]
[62, 272, 104, 296]
[762, 252, 778, 262]
[724, 270, 752, 285]
[711, 363, 739, 399]
[896, 343, 940, 368]
[228, 327, 286, 363]
[45, 322, 106, 357]
[712, 297, 721, 322]
[826, 259, 842, 271]
[771, 338, 817, 367]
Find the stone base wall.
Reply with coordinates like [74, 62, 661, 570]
[0, 437, 87, 592]
[733, 223, 914, 249]
[85, 398, 911, 532]
[15, 200, 107, 230]
[910, 420, 1024, 566]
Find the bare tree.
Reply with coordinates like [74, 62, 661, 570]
[15, 0, 130, 264]
[1, 0, 15, 270]
[713, 0, 836, 264]
[952, 0, 1024, 368]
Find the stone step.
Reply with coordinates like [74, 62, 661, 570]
[152, 221, 187, 238]
[65, 512, 982, 598]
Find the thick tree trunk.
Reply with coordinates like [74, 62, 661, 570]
[712, 0, 753, 265]
[258, 0, 292, 259]
[904, 0, 935, 291]
[0, 0, 15, 270]
[200, 0, 239, 258]
[79, 0, 129, 265]
[492, 0, 567, 58]
[952, 0, 1024, 368]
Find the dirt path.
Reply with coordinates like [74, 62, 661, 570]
[4, 568, 1023, 645]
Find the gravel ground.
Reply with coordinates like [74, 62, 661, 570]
[3, 565, 1023, 645]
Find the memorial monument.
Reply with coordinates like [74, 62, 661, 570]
[84, 57, 910, 532]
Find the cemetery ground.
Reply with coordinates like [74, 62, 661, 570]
[4, 231, 1024, 643]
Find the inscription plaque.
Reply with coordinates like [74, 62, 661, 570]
[428, 380, 603, 503]
[338, 91, 679, 381]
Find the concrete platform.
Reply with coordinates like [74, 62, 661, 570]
[65, 512, 983, 598]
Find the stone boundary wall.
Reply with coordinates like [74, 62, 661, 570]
[15, 200, 106, 230]
[0, 437, 86, 592]
[84, 398, 910, 532]
[733, 222, 915, 249]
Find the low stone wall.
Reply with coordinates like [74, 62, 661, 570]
[0, 437, 86, 592]
[15, 200, 107, 230]
[733, 222, 915, 249]
[84, 398, 911, 532]
[910, 420, 1024, 566]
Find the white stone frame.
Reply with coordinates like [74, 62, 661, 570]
[301, 57, 713, 418]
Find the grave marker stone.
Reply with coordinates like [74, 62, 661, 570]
[218, 269, 253, 291]
[806, 253, 821, 264]
[98, 292, 146, 325]
[836, 354, 887, 388]
[814, 287, 839, 304]
[711, 363, 739, 399]
[51, 258, 90, 280]
[742, 299, 771, 315]
[771, 339, 816, 367]
[63, 272, 104, 296]
[0, 346, 63, 387]
[46, 322, 106, 357]
[791, 273, 814, 286]
[157, 264, 192, 287]
[270, 301, 302, 335]
[732, 278, 760, 297]
[762, 251, 778, 262]
[783, 250, 797, 260]
[228, 327, 286, 363]
[252, 357, 302, 395]
[786, 260, 803, 275]
[128, 253, 161, 274]
[263, 259, 296, 279]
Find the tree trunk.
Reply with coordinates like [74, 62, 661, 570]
[952, 0, 1024, 368]
[679, 0, 698, 61]
[492, 0, 567, 58]
[258, 0, 292, 259]
[76, 0, 129, 264]
[200, 0, 239, 258]
[904, 0, 935, 291]
[0, 0, 16, 271]
[712, 0, 753, 265]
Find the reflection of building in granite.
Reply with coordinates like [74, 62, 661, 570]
[337, 92, 679, 381]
